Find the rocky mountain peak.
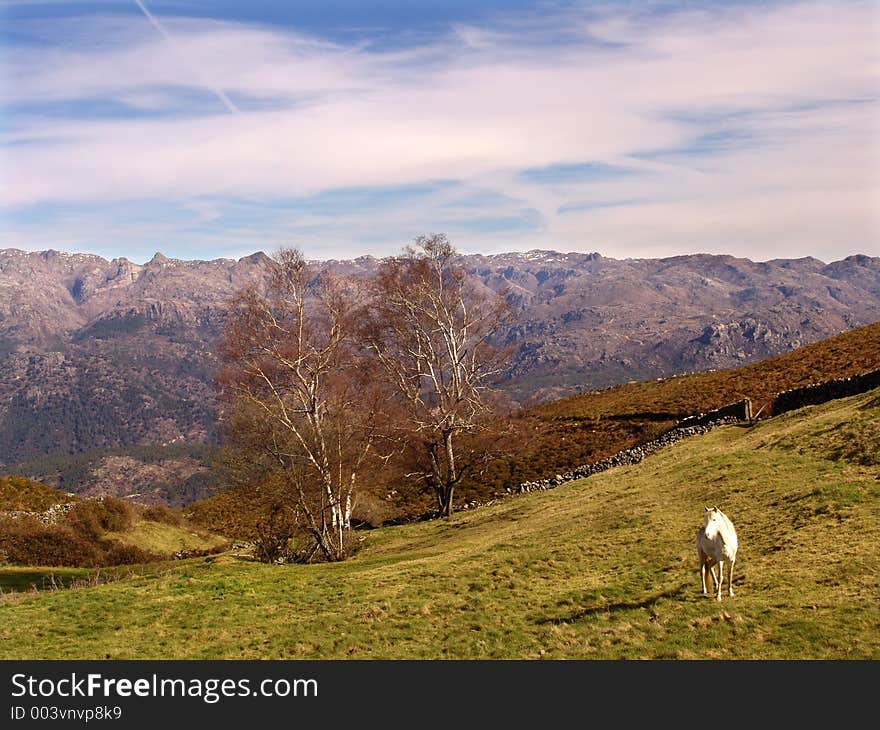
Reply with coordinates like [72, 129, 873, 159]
[0, 246, 878, 465]
[237, 251, 271, 266]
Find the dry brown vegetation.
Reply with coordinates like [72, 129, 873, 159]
[0, 490, 228, 568]
[190, 322, 880, 531]
[0, 496, 160, 567]
[457, 320, 880, 504]
[0, 475, 78, 511]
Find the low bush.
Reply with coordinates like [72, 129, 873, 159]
[139, 504, 183, 526]
[252, 503, 298, 564]
[0, 476, 75, 511]
[0, 516, 103, 567]
[64, 497, 134, 539]
[101, 542, 162, 566]
[0, 514, 162, 568]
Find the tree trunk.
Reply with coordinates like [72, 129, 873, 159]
[443, 484, 454, 518]
[441, 429, 457, 518]
[324, 475, 347, 559]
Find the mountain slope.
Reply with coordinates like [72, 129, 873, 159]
[2, 385, 877, 659]
[465, 320, 880, 502]
[1, 247, 878, 465]
[475, 251, 880, 402]
[5, 321, 879, 513]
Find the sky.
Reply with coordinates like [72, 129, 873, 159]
[0, 0, 878, 264]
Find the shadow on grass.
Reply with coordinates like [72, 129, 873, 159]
[0, 571, 85, 593]
[536, 582, 690, 625]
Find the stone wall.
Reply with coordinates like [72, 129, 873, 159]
[772, 369, 880, 416]
[677, 398, 752, 428]
[0, 501, 76, 524]
[515, 412, 743, 495]
[508, 373, 880, 499]
[460, 376, 880, 512]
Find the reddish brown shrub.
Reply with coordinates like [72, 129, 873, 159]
[101, 542, 161, 566]
[0, 517, 102, 567]
[140, 504, 183, 526]
[64, 497, 134, 539]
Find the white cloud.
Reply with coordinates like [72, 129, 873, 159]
[0, 1, 878, 260]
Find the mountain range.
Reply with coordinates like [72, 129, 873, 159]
[1, 246, 878, 469]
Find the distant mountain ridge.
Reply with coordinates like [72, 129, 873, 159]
[1, 246, 878, 465]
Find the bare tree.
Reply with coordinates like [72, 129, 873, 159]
[217, 248, 386, 561]
[361, 234, 512, 517]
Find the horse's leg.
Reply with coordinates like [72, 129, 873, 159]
[716, 561, 724, 601]
[728, 558, 735, 597]
[699, 551, 708, 594]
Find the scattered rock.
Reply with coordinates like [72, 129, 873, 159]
[0, 501, 76, 524]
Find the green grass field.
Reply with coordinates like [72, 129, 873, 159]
[1, 387, 878, 659]
[101, 520, 229, 555]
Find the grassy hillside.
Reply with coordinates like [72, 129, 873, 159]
[1, 386, 877, 659]
[102, 520, 228, 555]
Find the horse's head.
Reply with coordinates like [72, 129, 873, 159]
[703, 505, 722, 526]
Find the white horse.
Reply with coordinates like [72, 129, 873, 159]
[697, 506, 738, 601]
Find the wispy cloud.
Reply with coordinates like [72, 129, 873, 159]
[131, 0, 241, 114]
[0, 1, 877, 261]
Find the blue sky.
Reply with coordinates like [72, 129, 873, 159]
[0, 0, 878, 263]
